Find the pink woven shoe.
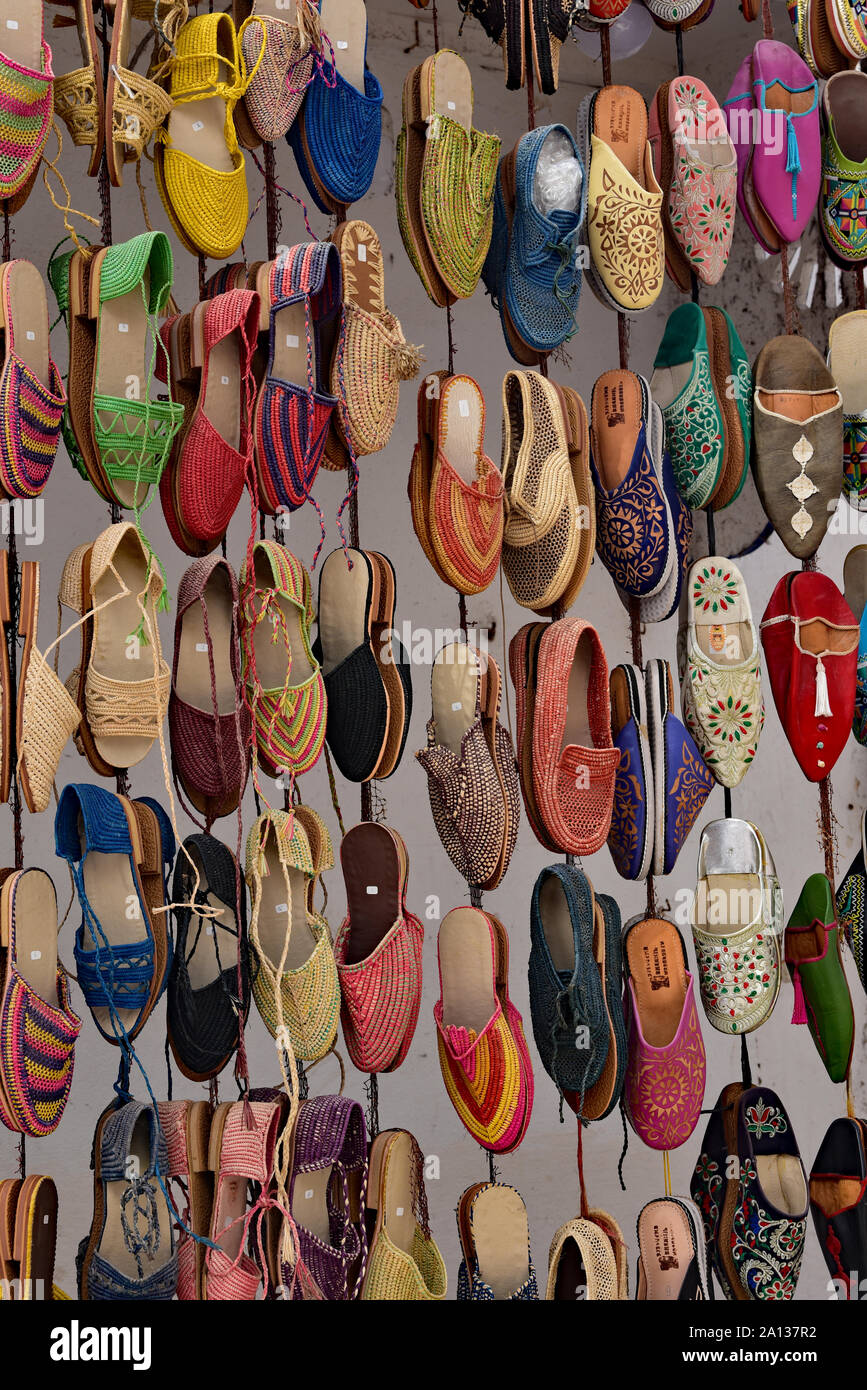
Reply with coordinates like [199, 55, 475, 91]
[334, 822, 424, 1075]
[531, 618, 620, 855]
[623, 916, 706, 1151]
[158, 1099, 213, 1302]
[202, 1099, 283, 1301]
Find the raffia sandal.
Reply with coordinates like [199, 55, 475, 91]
[15, 560, 81, 816]
[105, 0, 173, 188]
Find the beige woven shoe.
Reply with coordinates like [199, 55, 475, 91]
[546, 1217, 621, 1300]
[16, 561, 81, 815]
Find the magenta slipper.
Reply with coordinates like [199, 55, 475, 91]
[751, 40, 820, 244]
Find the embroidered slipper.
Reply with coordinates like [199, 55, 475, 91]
[158, 1098, 213, 1301]
[645, 657, 713, 877]
[0, 1, 53, 209]
[578, 84, 664, 314]
[636, 1197, 709, 1300]
[608, 663, 654, 881]
[829, 311, 867, 510]
[648, 76, 736, 291]
[0, 869, 80, 1139]
[456, 1182, 538, 1300]
[15, 560, 81, 816]
[362, 1128, 447, 1300]
[435, 907, 533, 1154]
[545, 1216, 621, 1301]
[0, 260, 65, 502]
[651, 302, 725, 510]
[169, 555, 250, 823]
[622, 915, 706, 1151]
[787, 0, 852, 77]
[827, 0, 867, 57]
[335, 823, 423, 1074]
[105, 0, 173, 188]
[702, 305, 751, 510]
[78, 1101, 177, 1301]
[234, 0, 318, 147]
[54, 0, 105, 177]
[786, 871, 855, 1085]
[819, 70, 867, 271]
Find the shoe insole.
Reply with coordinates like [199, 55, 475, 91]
[625, 918, 687, 1049]
[758, 1154, 807, 1215]
[471, 1186, 530, 1300]
[341, 823, 400, 966]
[166, 20, 234, 175]
[593, 84, 647, 186]
[100, 1110, 172, 1278]
[176, 569, 237, 716]
[432, 642, 479, 753]
[828, 74, 867, 159]
[251, 549, 313, 690]
[695, 873, 763, 935]
[563, 631, 593, 750]
[830, 316, 867, 416]
[422, 48, 472, 130]
[80, 808, 150, 1034]
[0, 3, 41, 68]
[765, 80, 819, 117]
[539, 872, 576, 974]
[186, 889, 239, 990]
[439, 907, 496, 1034]
[695, 615, 751, 666]
[257, 825, 313, 972]
[798, 617, 859, 656]
[93, 264, 154, 510]
[334, 220, 384, 314]
[366, 551, 402, 776]
[591, 371, 642, 490]
[650, 357, 694, 410]
[318, 547, 373, 676]
[90, 530, 156, 768]
[2, 870, 58, 1005]
[198, 319, 242, 452]
[295, 1164, 337, 1243]
[1, 262, 49, 388]
[755, 388, 840, 421]
[638, 1200, 695, 1300]
[440, 377, 483, 484]
[553, 1235, 587, 1300]
[371, 1130, 417, 1257]
[810, 1175, 863, 1217]
[15, 1176, 57, 1301]
[320, 0, 366, 95]
[271, 296, 312, 390]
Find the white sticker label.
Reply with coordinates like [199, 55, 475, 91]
[195, 642, 208, 653]
[275, 902, 288, 913]
[206, 926, 214, 937]
[396, 1206, 404, 1216]
[192, 120, 204, 132]
[221, 375, 230, 386]
[366, 885, 378, 895]
[44, 1213, 50, 1224]
[357, 244, 367, 262]
[285, 333, 299, 348]
[447, 100, 456, 110]
[30, 950, 41, 961]
[451, 701, 462, 711]
[337, 39, 348, 48]
[118, 323, 129, 333]
[6, 19, 18, 29]
[458, 399, 470, 417]
[25, 330, 35, 341]
[305, 1189, 314, 1200]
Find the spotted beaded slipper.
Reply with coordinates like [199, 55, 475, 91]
[362, 1129, 447, 1301]
[0, 259, 65, 502]
[0, 2, 53, 210]
[456, 1182, 538, 1300]
[0, 869, 80, 1139]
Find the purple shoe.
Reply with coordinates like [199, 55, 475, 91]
[285, 1095, 368, 1300]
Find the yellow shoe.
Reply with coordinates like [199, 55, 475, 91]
[154, 11, 252, 260]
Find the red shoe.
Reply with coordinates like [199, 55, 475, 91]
[760, 571, 858, 782]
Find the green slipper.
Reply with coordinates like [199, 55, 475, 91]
[785, 872, 855, 1084]
[650, 302, 724, 509]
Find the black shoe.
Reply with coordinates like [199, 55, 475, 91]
[810, 1116, 867, 1300]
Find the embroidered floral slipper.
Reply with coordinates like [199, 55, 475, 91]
[820, 69, 867, 271]
[608, 663, 654, 882]
[645, 657, 713, 878]
[456, 1183, 538, 1300]
[786, 871, 854, 1084]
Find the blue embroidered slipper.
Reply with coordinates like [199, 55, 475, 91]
[645, 657, 713, 877]
[608, 663, 654, 881]
[528, 863, 610, 1099]
[55, 784, 175, 1046]
[77, 1100, 177, 1301]
[590, 369, 672, 600]
[614, 397, 692, 625]
[287, 0, 382, 214]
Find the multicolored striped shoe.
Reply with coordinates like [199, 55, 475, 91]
[0, 260, 65, 500]
[434, 907, 533, 1154]
[240, 539, 327, 782]
[0, 8, 53, 208]
[254, 243, 341, 521]
[0, 869, 81, 1139]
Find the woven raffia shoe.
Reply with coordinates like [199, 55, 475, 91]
[501, 369, 594, 614]
[288, 0, 382, 214]
[246, 807, 339, 1064]
[408, 373, 504, 595]
[622, 915, 706, 1152]
[416, 641, 518, 890]
[362, 1129, 447, 1301]
[649, 75, 736, 291]
[693, 818, 783, 1035]
[105, 0, 173, 189]
[829, 311, 867, 509]
[154, 11, 251, 260]
[334, 822, 424, 1075]
[457, 1183, 538, 1300]
[810, 1116, 867, 1299]
[679, 556, 764, 789]
[285, 1094, 367, 1300]
[578, 84, 664, 314]
[240, 538, 326, 782]
[0, 869, 80, 1139]
[78, 1102, 177, 1300]
[786, 872, 855, 1085]
[435, 908, 533, 1154]
[167, 834, 250, 1083]
[53, 0, 105, 177]
[169, 556, 251, 824]
[202, 1098, 282, 1301]
[0, 4, 53, 209]
[636, 1197, 709, 1300]
[0, 260, 65, 502]
[545, 1216, 622, 1301]
[820, 70, 867, 270]
[564, 888, 627, 1123]
[158, 1098, 212, 1301]
[14, 560, 81, 816]
[234, 0, 319, 146]
[691, 1083, 808, 1301]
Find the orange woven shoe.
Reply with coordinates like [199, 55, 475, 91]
[408, 370, 453, 586]
[425, 374, 504, 596]
[531, 617, 620, 855]
[508, 620, 560, 853]
[434, 907, 533, 1154]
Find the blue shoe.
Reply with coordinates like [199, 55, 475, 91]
[55, 784, 175, 1045]
[287, 0, 382, 213]
[608, 663, 654, 881]
[645, 658, 713, 877]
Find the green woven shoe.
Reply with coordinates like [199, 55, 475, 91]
[785, 872, 855, 1084]
[47, 246, 91, 485]
[650, 302, 724, 510]
[84, 231, 184, 513]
